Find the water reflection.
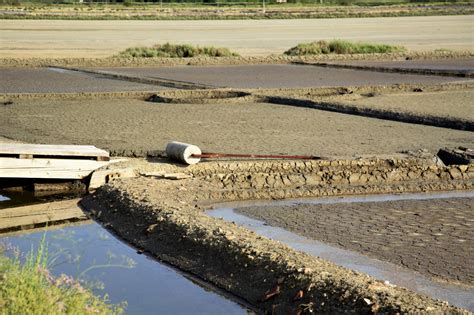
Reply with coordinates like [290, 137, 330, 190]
[1, 223, 248, 315]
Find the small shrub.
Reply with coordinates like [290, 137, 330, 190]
[0, 237, 124, 315]
[284, 39, 406, 55]
[118, 43, 239, 58]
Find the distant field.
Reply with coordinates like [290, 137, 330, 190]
[0, 2, 473, 20]
[1, 16, 473, 58]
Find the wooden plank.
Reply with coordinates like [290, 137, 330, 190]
[88, 167, 138, 191]
[0, 157, 111, 179]
[0, 144, 109, 158]
[0, 199, 87, 230]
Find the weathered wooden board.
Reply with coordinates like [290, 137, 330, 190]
[88, 167, 138, 192]
[0, 199, 87, 231]
[0, 219, 92, 237]
[0, 157, 111, 179]
[0, 144, 109, 159]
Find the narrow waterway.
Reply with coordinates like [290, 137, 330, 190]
[0, 196, 250, 315]
[208, 191, 474, 312]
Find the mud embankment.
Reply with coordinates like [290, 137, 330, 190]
[82, 157, 473, 314]
[1, 51, 472, 69]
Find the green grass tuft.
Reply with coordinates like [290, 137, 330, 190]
[118, 43, 239, 58]
[284, 39, 406, 55]
[0, 235, 124, 315]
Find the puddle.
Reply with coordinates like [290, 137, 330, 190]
[47, 67, 80, 75]
[207, 191, 474, 312]
[211, 190, 474, 209]
[0, 221, 250, 314]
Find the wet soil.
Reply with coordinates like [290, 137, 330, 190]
[94, 64, 466, 89]
[1, 98, 473, 157]
[236, 197, 474, 286]
[0, 68, 163, 93]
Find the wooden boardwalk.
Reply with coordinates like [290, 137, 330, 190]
[0, 144, 111, 180]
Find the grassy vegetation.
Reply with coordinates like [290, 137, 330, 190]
[0, 238, 124, 315]
[118, 43, 239, 58]
[284, 40, 406, 55]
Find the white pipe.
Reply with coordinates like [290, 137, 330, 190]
[165, 141, 201, 165]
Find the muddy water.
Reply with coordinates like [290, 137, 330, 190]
[0, 199, 250, 314]
[0, 68, 161, 93]
[207, 191, 474, 312]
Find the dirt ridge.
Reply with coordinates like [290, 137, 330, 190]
[1, 51, 472, 68]
[265, 95, 474, 131]
[81, 157, 473, 314]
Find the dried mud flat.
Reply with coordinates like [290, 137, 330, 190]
[81, 157, 474, 314]
[237, 197, 474, 286]
[324, 90, 474, 124]
[1, 94, 473, 158]
[1, 16, 473, 58]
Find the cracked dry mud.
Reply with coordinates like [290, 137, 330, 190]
[1, 97, 473, 158]
[237, 197, 474, 286]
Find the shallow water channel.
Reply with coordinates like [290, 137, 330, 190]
[208, 191, 474, 312]
[0, 195, 249, 315]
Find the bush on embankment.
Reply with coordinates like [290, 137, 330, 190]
[118, 43, 239, 58]
[0, 240, 124, 315]
[284, 39, 406, 55]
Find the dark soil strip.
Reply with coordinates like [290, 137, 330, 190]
[294, 61, 474, 78]
[49, 67, 216, 90]
[264, 96, 474, 131]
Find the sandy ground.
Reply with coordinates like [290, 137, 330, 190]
[1, 98, 473, 156]
[96, 64, 466, 89]
[329, 58, 474, 72]
[237, 197, 474, 286]
[0, 68, 164, 93]
[1, 16, 473, 58]
[332, 90, 474, 122]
